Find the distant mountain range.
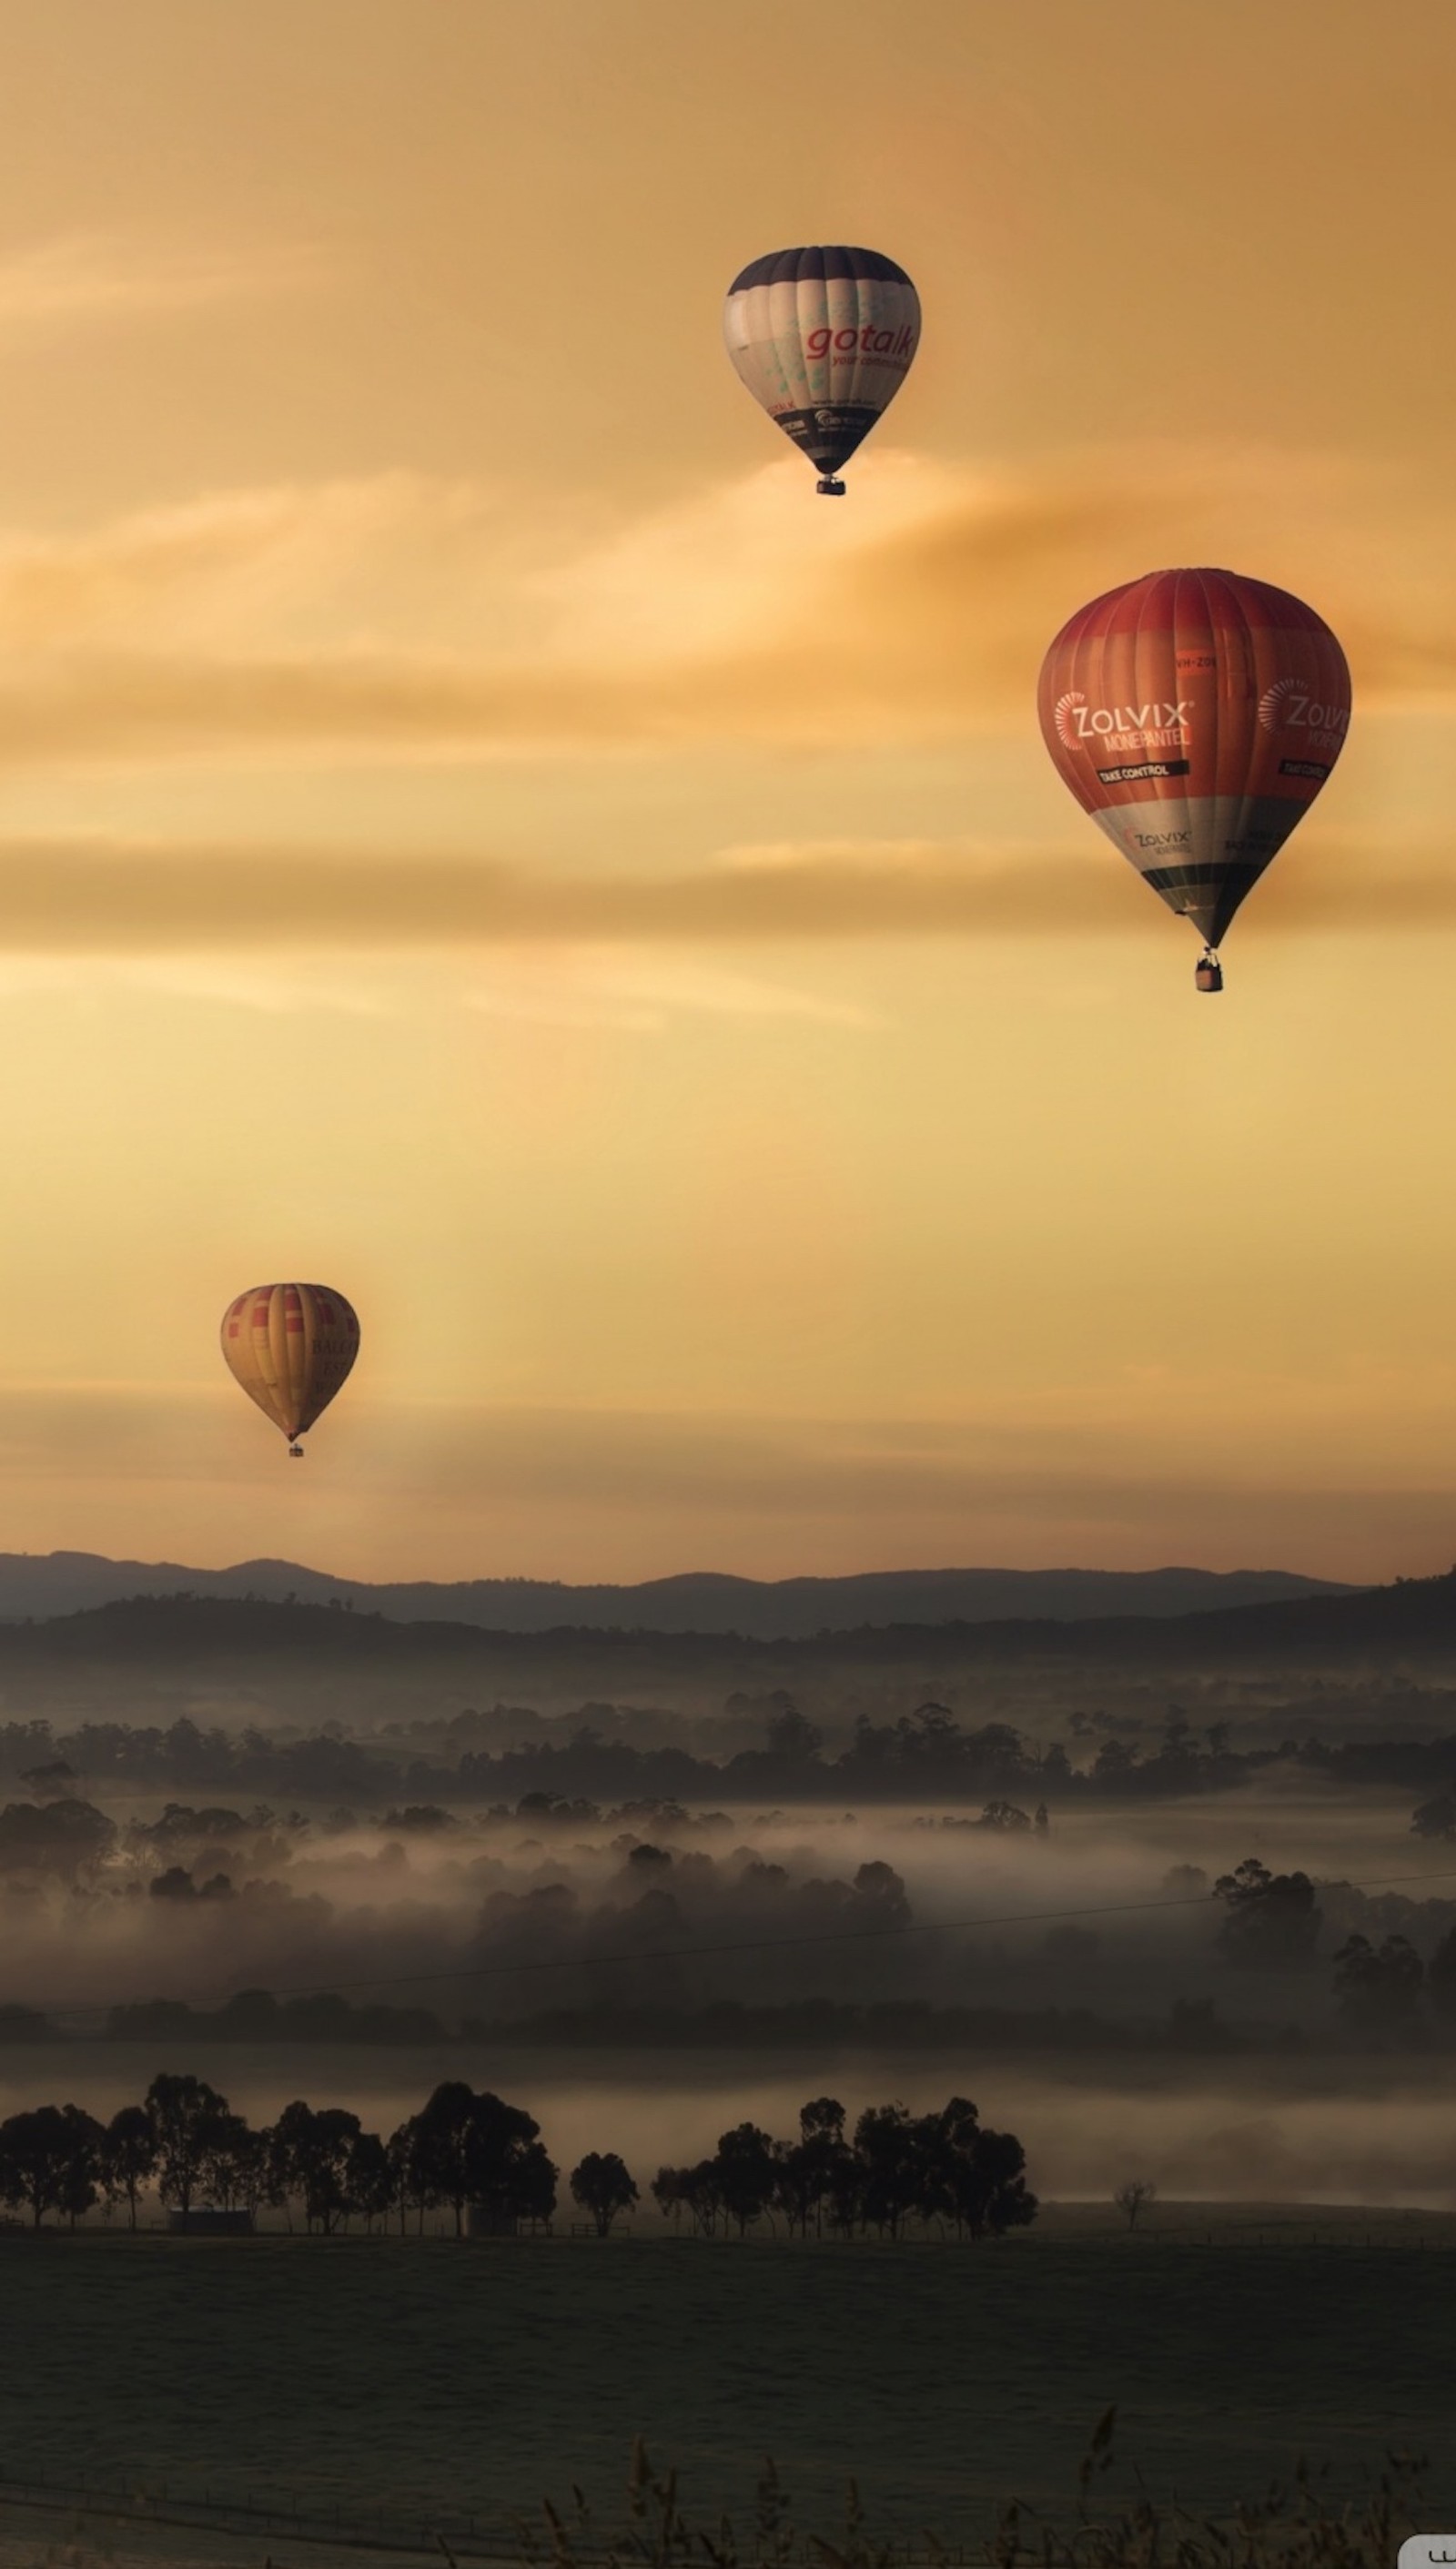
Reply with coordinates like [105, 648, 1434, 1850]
[0, 1570, 1452, 1729]
[0, 1553, 1357, 1638]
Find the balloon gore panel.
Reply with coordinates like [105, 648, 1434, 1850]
[1036, 568, 1351, 946]
[220, 1281, 360, 1445]
[723, 245, 921, 478]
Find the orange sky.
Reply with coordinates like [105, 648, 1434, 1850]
[0, 0, 1453, 1583]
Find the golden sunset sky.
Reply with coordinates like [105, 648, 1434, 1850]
[0, 0, 1453, 1583]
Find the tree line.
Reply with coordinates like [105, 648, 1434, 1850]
[0, 2074, 1036, 2242]
[7, 1697, 1456, 1810]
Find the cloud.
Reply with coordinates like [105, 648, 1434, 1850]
[0, 1385, 1451, 1587]
[0, 442, 1452, 771]
[0, 827, 1441, 958]
[0, 834, 1152, 952]
[0, 475, 495, 653]
[464, 954, 879, 1032]
[0, 232, 327, 344]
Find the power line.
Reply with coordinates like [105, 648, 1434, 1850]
[29, 1865, 1456, 2022]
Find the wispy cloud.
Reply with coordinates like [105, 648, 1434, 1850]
[464, 953, 880, 1032]
[0, 443, 1450, 772]
[0, 827, 1440, 957]
[0, 1385, 1448, 1586]
[0, 232, 327, 344]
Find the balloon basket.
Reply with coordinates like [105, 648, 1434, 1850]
[815, 477, 846, 496]
[288, 1443, 305, 1460]
[1195, 953, 1224, 995]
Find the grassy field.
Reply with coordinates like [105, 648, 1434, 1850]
[0, 2219, 1450, 2546]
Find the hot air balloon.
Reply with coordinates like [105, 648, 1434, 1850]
[220, 1282, 359, 1458]
[1037, 569, 1351, 990]
[723, 246, 920, 494]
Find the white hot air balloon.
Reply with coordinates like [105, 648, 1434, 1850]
[723, 245, 921, 494]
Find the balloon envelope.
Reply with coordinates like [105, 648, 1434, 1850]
[220, 1282, 359, 1447]
[1037, 568, 1351, 948]
[723, 245, 920, 482]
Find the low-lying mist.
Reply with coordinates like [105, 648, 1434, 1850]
[2, 1775, 1451, 2038]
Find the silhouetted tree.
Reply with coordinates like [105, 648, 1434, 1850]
[197, 2111, 266, 2213]
[410, 2081, 557, 2236]
[387, 2115, 431, 2236]
[270, 2101, 363, 2232]
[0, 1797, 115, 1876]
[1332, 1932, 1425, 2037]
[1429, 1925, 1456, 2024]
[1114, 2179, 1158, 2230]
[714, 2121, 782, 2235]
[917, 2099, 1036, 2240]
[347, 2130, 396, 2232]
[853, 2103, 924, 2238]
[1213, 1858, 1323, 1967]
[57, 2105, 105, 2230]
[1411, 1793, 1456, 1841]
[652, 2158, 726, 2236]
[101, 2104, 158, 2230]
[570, 2150, 638, 2235]
[146, 2072, 230, 2222]
[775, 2097, 851, 2238]
[0, 2104, 87, 2227]
[764, 1700, 824, 1765]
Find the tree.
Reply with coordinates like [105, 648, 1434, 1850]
[146, 2072, 230, 2222]
[713, 2122, 781, 2235]
[650, 2164, 685, 2229]
[1331, 1932, 1425, 2037]
[0, 2105, 89, 2228]
[1113, 2179, 1158, 2230]
[1429, 1925, 1456, 2023]
[764, 1699, 824, 1764]
[347, 2130, 396, 2233]
[914, 2099, 1037, 2240]
[387, 2115, 430, 2236]
[775, 2098, 851, 2239]
[1213, 1859, 1323, 1968]
[271, 2101, 362, 2232]
[852, 2103, 923, 2238]
[1411, 1793, 1456, 1841]
[652, 2159, 724, 2236]
[57, 2106, 105, 2230]
[101, 2104, 158, 2230]
[410, 2082, 557, 2237]
[570, 2150, 638, 2236]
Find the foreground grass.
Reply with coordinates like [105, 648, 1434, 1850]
[503, 2426, 1429, 2569]
[0, 2425, 1431, 2569]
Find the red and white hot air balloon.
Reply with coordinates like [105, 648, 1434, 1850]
[1037, 568, 1351, 989]
[220, 1282, 359, 1458]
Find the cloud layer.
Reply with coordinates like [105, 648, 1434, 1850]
[0, 443, 1450, 776]
[0, 827, 1438, 957]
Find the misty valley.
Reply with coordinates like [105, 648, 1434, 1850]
[4, 1575, 1456, 2544]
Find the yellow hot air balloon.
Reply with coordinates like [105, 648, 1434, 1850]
[220, 1282, 359, 1458]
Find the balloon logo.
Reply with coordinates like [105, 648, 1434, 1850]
[1037, 567, 1351, 991]
[723, 245, 920, 494]
[220, 1283, 359, 1459]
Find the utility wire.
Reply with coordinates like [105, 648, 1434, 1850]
[29, 1866, 1456, 2022]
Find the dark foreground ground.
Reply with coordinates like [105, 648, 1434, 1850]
[0, 2218, 1449, 2544]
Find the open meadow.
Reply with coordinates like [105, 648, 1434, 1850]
[1, 2218, 1451, 2548]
